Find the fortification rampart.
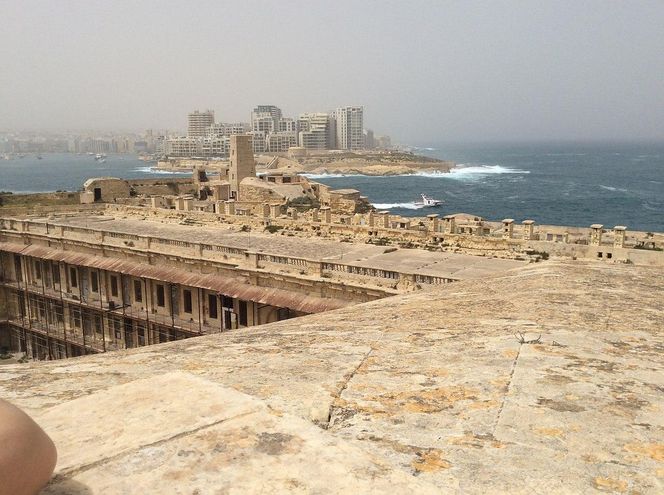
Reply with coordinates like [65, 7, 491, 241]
[0, 215, 463, 295]
[103, 203, 664, 266]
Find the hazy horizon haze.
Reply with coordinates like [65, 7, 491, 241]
[1, 0, 663, 144]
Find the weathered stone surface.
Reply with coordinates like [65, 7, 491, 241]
[1, 261, 662, 493]
[41, 372, 436, 494]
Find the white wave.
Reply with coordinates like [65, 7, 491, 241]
[299, 173, 363, 179]
[599, 185, 628, 193]
[408, 165, 528, 179]
[372, 202, 425, 210]
[447, 165, 529, 176]
[301, 164, 528, 180]
[412, 171, 450, 178]
[133, 166, 191, 175]
[641, 202, 662, 212]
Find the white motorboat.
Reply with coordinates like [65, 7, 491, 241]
[415, 193, 443, 207]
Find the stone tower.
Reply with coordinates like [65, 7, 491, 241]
[229, 135, 256, 199]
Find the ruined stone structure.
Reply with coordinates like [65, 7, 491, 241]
[99, 201, 664, 266]
[228, 135, 255, 199]
[1, 179, 663, 493]
[3, 192, 662, 363]
[81, 177, 196, 204]
[6, 166, 664, 362]
[1, 209, 526, 360]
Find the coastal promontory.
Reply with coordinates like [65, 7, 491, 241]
[158, 150, 455, 176]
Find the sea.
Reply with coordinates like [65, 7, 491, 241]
[1, 142, 663, 232]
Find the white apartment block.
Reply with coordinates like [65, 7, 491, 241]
[201, 136, 231, 157]
[207, 123, 251, 137]
[166, 137, 203, 157]
[252, 105, 282, 122]
[251, 105, 283, 135]
[278, 118, 297, 132]
[252, 115, 276, 134]
[266, 131, 298, 153]
[188, 110, 215, 138]
[335, 106, 364, 150]
[297, 113, 335, 150]
[248, 131, 266, 154]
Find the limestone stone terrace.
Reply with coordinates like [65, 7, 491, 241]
[18, 214, 527, 281]
[1, 261, 662, 493]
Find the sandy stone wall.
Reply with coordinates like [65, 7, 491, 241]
[101, 204, 664, 266]
[128, 178, 196, 196]
[81, 178, 197, 203]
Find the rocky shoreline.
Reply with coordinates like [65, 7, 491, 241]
[156, 151, 455, 177]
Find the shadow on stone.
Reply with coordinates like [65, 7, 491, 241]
[42, 478, 93, 495]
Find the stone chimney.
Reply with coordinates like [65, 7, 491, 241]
[427, 214, 439, 233]
[379, 211, 390, 228]
[320, 206, 332, 223]
[522, 220, 535, 241]
[590, 224, 603, 246]
[502, 219, 514, 239]
[613, 226, 627, 248]
[444, 215, 456, 234]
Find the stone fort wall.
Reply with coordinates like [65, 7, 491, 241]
[104, 203, 664, 267]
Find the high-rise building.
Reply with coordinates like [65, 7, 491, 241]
[201, 136, 230, 158]
[251, 105, 282, 135]
[252, 115, 276, 134]
[278, 118, 297, 132]
[252, 105, 282, 122]
[248, 131, 266, 153]
[335, 106, 364, 150]
[207, 123, 251, 137]
[165, 137, 203, 157]
[188, 110, 215, 137]
[297, 113, 335, 150]
[266, 132, 298, 152]
[364, 129, 375, 149]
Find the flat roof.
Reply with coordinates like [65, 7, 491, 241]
[21, 214, 526, 280]
[3, 261, 662, 493]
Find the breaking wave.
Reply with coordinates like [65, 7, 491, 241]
[300, 165, 528, 180]
[445, 165, 530, 176]
[599, 185, 628, 193]
[298, 173, 365, 179]
[372, 202, 425, 210]
[133, 166, 191, 175]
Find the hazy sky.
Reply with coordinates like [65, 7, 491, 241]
[1, 0, 663, 143]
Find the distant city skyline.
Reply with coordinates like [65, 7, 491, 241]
[1, 1, 663, 143]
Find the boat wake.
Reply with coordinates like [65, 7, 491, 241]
[372, 202, 425, 210]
